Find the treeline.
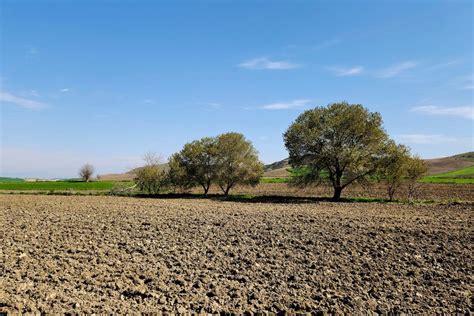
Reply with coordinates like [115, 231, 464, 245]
[135, 133, 264, 196]
[132, 102, 428, 201]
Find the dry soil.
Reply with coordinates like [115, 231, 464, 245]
[1, 195, 472, 313]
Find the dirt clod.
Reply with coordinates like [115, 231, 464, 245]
[0, 194, 472, 313]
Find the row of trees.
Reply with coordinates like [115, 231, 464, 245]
[134, 102, 427, 200]
[135, 133, 264, 195]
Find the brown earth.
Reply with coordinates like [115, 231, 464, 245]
[425, 158, 474, 175]
[200, 182, 474, 202]
[1, 195, 472, 313]
[2, 182, 473, 202]
[97, 173, 136, 181]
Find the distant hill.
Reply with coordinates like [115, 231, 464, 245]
[263, 152, 474, 177]
[264, 159, 290, 177]
[99, 163, 169, 181]
[425, 151, 474, 175]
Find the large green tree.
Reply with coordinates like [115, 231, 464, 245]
[215, 132, 264, 195]
[284, 102, 389, 200]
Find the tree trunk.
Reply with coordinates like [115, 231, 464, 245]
[388, 186, 395, 202]
[202, 184, 209, 195]
[224, 186, 231, 196]
[333, 186, 343, 201]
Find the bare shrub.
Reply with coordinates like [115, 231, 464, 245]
[79, 164, 94, 182]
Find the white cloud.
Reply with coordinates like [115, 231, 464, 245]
[60, 88, 70, 93]
[396, 134, 458, 144]
[238, 57, 300, 70]
[326, 66, 364, 77]
[377, 61, 418, 78]
[0, 91, 47, 109]
[412, 105, 474, 120]
[261, 99, 311, 110]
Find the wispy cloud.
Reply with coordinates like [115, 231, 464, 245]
[60, 88, 70, 93]
[426, 59, 462, 71]
[458, 74, 473, 90]
[412, 105, 474, 120]
[204, 102, 222, 109]
[26, 46, 38, 57]
[261, 99, 311, 110]
[238, 57, 300, 70]
[396, 134, 458, 144]
[312, 38, 341, 51]
[326, 66, 364, 77]
[195, 102, 223, 110]
[0, 91, 47, 109]
[377, 61, 418, 78]
[143, 99, 155, 104]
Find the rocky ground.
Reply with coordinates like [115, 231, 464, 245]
[1, 195, 472, 313]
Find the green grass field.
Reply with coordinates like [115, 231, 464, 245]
[419, 177, 474, 184]
[0, 181, 133, 191]
[420, 166, 474, 184]
[260, 177, 290, 183]
[0, 177, 24, 183]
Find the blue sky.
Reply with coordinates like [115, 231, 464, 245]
[1, 0, 473, 178]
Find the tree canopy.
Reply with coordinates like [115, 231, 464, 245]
[167, 132, 264, 195]
[215, 132, 264, 195]
[284, 102, 389, 200]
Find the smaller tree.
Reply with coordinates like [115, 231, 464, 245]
[378, 141, 410, 201]
[79, 164, 94, 182]
[134, 152, 166, 194]
[405, 156, 428, 201]
[167, 152, 195, 193]
[215, 132, 264, 195]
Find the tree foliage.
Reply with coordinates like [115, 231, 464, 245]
[167, 152, 195, 193]
[405, 155, 428, 201]
[172, 137, 218, 195]
[215, 133, 264, 195]
[378, 140, 411, 201]
[284, 102, 389, 200]
[167, 133, 264, 195]
[134, 152, 166, 194]
[79, 164, 94, 182]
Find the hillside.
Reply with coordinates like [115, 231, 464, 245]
[99, 163, 169, 181]
[263, 152, 474, 177]
[425, 151, 474, 175]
